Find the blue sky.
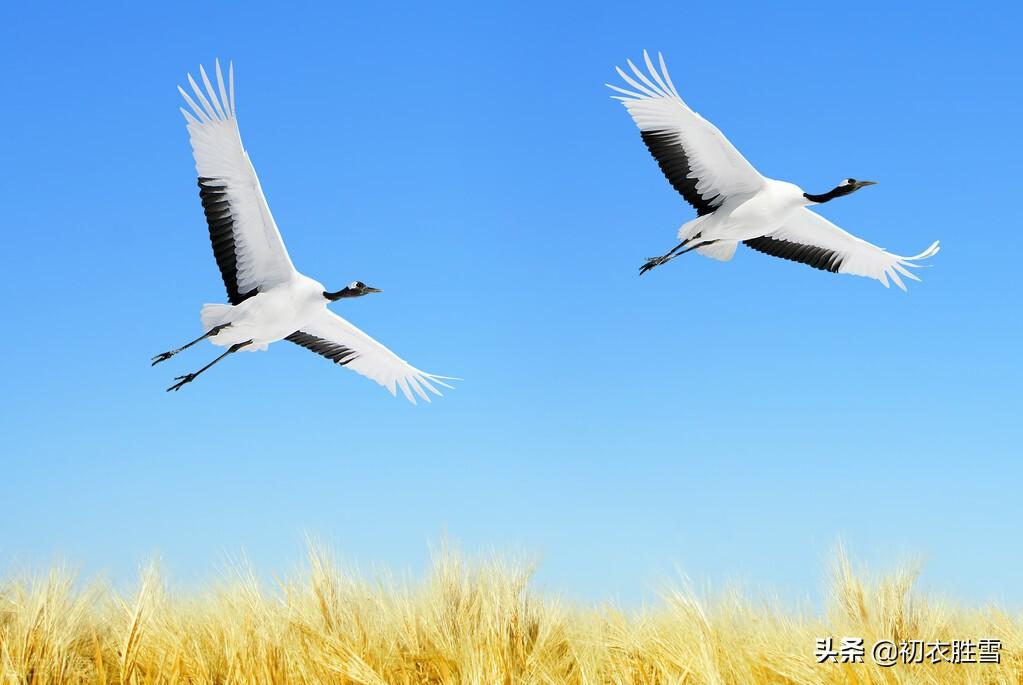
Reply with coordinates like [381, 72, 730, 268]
[1, 1, 1020, 607]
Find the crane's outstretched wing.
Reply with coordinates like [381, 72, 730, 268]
[608, 51, 765, 215]
[286, 310, 456, 404]
[179, 61, 296, 304]
[744, 208, 940, 290]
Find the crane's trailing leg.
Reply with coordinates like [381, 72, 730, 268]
[152, 323, 232, 366]
[639, 235, 716, 275]
[166, 339, 253, 392]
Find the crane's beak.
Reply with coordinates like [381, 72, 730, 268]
[364, 286, 382, 294]
[855, 180, 878, 188]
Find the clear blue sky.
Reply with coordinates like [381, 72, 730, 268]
[1, 1, 1020, 607]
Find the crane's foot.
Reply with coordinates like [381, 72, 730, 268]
[166, 374, 196, 392]
[151, 324, 231, 366]
[640, 255, 670, 275]
[151, 350, 177, 366]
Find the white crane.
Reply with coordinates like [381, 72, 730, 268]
[153, 61, 454, 403]
[609, 51, 940, 288]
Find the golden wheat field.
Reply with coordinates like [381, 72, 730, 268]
[1, 545, 1018, 685]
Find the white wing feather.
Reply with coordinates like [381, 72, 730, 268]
[179, 60, 296, 297]
[608, 51, 765, 205]
[297, 309, 456, 405]
[769, 209, 940, 290]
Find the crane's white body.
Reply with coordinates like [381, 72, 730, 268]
[610, 52, 940, 289]
[175, 61, 453, 403]
[199, 274, 329, 352]
[680, 180, 807, 243]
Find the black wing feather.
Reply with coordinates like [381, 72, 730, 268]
[286, 331, 360, 366]
[743, 236, 845, 273]
[198, 177, 258, 305]
[640, 130, 723, 216]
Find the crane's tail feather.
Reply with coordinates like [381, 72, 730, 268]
[696, 241, 738, 261]
[200, 303, 233, 330]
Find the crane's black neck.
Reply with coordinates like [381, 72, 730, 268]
[324, 283, 380, 300]
[324, 288, 358, 301]
[804, 181, 869, 204]
[803, 188, 844, 203]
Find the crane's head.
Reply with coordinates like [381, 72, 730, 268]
[804, 178, 877, 204]
[324, 280, 383, 301]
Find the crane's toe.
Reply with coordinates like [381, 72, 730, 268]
[166, 373, 195, 392]
[151, 351, 176, 366]
[640, 256, 667, 275]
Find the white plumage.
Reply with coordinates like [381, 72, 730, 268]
[609, 51, 940, 289]
[765, 209, 940, 288]
[178, 64, 296, 299]
[155, 60, 454, 403]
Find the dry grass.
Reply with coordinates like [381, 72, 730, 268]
[1, 545, 1019, 684]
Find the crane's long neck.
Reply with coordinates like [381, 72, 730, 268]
[803, 189, 843, 204]
[804, 181, 873, 204]
[324, 288, 358, 301]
